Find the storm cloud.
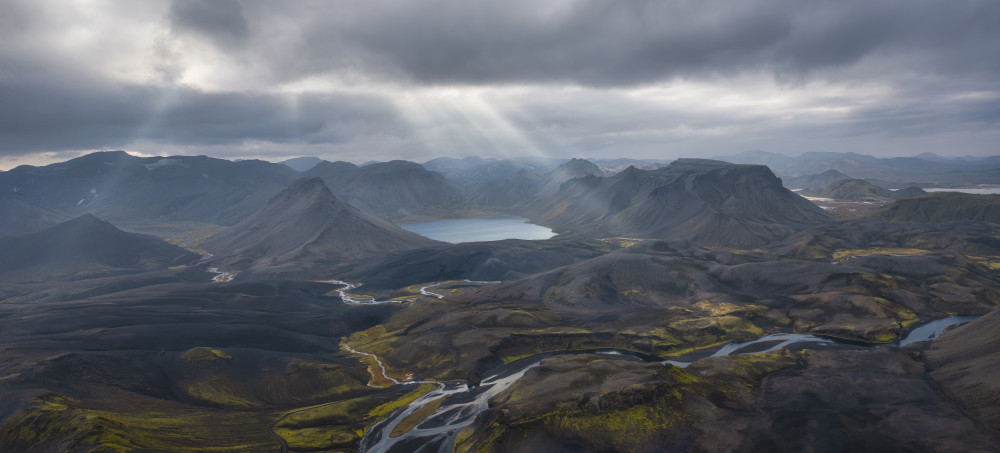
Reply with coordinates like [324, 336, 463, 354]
[0, 0, 997, 167]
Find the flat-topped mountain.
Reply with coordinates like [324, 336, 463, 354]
[0, 214, 200, 282]
[279, 156, 323, 172]
[526, 159, 831, 246]
[305, 160, 462, 221]
[202, 177, 441, 269]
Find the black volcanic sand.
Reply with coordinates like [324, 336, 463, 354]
[334, 237, 616, 291]
[0, 274, 406, 452]
[925, 308, 1000, 432]
[453, 349, 1000, 453]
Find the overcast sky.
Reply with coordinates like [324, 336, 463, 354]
[1, 0, 998, 169]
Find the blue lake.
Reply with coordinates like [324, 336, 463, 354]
[399, 216, 556, 243]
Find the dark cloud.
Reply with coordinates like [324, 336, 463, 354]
[0, 0, 998, 164]
[0, 67, 405, 155]
[170, 0, 249, 50]
[248, 0, 1000, 87]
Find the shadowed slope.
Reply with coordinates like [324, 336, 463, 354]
[0, 214, 200, 282]
[202, 177, 441, 268]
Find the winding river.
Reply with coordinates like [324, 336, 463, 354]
[357, 316, 980, 453]
[329, 280, 498, 305]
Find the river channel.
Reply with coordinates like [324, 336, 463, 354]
[357, 315, 980, 452]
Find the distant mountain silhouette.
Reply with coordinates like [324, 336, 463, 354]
[279, 156, 323, 172]
[782, 169, 853, 190]
[718, 150, 1000, 183]
[464, 158, 605, 210]
[202, 177, 441, 269]
[0, 191, 70, 237]
[0, 214, 200, 282]
[304, 160, 462, 221]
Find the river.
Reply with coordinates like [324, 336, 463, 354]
[357, 315, 979, 453]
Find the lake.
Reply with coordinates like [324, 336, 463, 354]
[924, 187, 1000, 195]
[399, 216, 556, 243]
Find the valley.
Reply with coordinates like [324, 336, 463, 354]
[2, 151, 1000, 452]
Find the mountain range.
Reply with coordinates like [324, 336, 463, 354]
[719, 150, 1000, 184]
[4, 150, 1000, 452]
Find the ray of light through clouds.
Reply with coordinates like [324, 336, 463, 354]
[0, 0, 998, 169]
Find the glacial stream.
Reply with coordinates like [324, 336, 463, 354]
[357, 315, 980, 453]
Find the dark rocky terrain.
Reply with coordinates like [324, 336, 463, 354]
[455, 348, 1000, 452]
[2, 151, 1000, 452]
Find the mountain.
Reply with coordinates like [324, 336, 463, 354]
[424, 156, 566, 180]
[279, 156, 323, 172]
[526, 159, 831, 247]
[782, 169, 853, 190]
[869, 192, 1000, 224]
[202, 177, 441, 269]
[464, 159, 606, 210]
[0, 151, 298, 225]
[801, 178, 895, 202]
[539, 158, 606, 194]
[304, 160, 462, 221]
[589, 158, 671, 172]
[0, 191, 70, 237]
[463, 168, 543, 209]
[0, 214, 200, 282]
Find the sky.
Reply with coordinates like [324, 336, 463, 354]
[1, 0, 998, 169]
